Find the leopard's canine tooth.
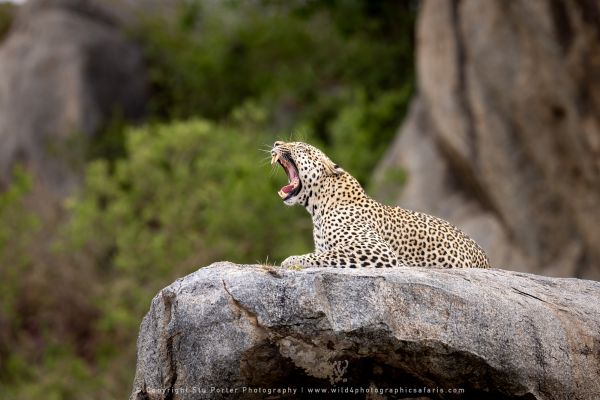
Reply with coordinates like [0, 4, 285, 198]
[271, 154, 279, 165]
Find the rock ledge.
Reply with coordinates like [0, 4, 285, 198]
[130, 262, 600, 400]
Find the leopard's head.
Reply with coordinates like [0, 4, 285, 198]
[270, 141, 342, 206]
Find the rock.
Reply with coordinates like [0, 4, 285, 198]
[130, 262, 600, 400]
[374, 0, 600, 279]
[0, 0, 147, 197]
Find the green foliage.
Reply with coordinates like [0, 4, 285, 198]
[326, 86, 412, 184]
[0, 169, 106, 399]
[1, 345, 103, 400]
[134, 1, 416, 180]
[0, 168, 39, 350]
[65, 117, 312, 347]
[0, 3, 14, 41]
[0, 171, 39, 394]
[69, 118, 311, 276]
[87, 111, 129, 161]
[0, 168, 39, 259]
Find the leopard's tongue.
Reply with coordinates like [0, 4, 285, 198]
[282, 183, 296, 193]
[281, 162, 299, 193]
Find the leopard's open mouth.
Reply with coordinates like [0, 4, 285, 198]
[271, 152, 302, 200]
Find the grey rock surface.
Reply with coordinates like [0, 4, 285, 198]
[130, 262, 600, 400]
[0, 0, 146, 196]
[374, 0, 600, 279]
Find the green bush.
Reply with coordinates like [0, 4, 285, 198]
[132, 0, 415, 180]
[0, 3, 14, 41]
[66, 116, 313, 343]
[136, 3, 351, 120]
[0, 169, 105, 399]
[325, 86, 412, 185]
[69, 117, 312, 272]
[0, 169, 40, 361]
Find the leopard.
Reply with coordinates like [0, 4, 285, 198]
[270, 141, 491, 269]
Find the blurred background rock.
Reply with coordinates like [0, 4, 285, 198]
[0, 0, 147, 198]
[0, 0, 597, 398]
[374, 0, 600, 281]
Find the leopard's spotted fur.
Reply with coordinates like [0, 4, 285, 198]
[271, 141, 490, 269]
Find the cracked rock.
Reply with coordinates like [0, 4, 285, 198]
[130, 262, 600, 400]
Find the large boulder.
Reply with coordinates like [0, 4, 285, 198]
[374, 0, 600, 279]
[0, 0, 147, 196]
[130, 262, 600, 400]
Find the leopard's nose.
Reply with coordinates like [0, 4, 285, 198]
[274, 141, 285, 147]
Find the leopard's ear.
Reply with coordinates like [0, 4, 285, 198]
[322, 156, 343, 176]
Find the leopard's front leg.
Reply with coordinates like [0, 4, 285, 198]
[281, 244, 398, 269]
[280, 254, 315, 269]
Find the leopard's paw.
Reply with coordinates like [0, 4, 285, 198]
[281, 256, 306, 270]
